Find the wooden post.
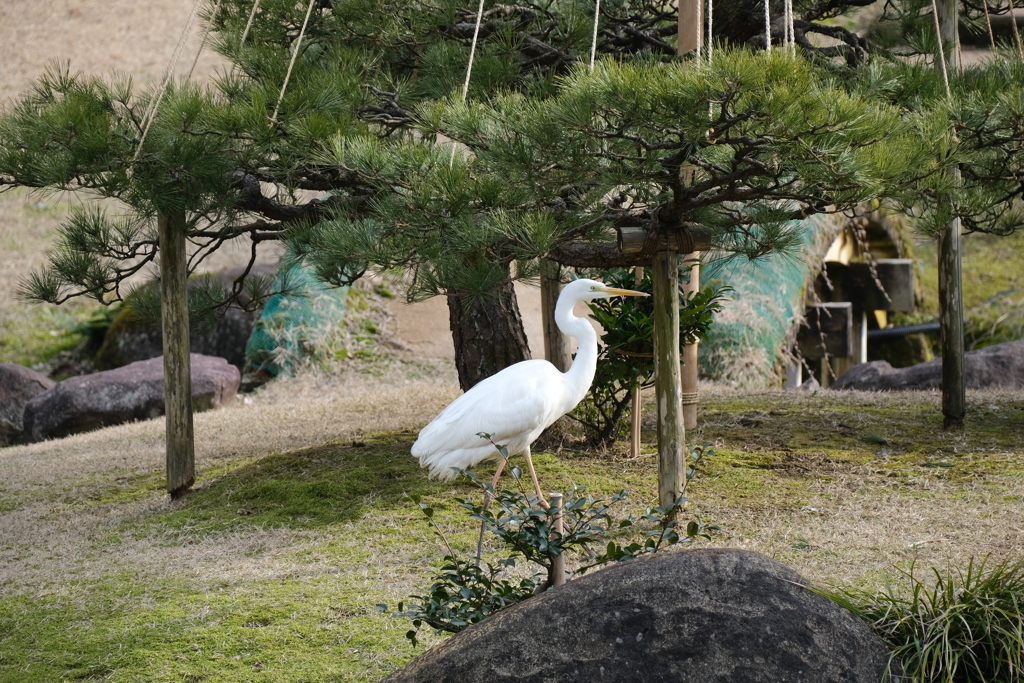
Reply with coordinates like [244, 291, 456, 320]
[158, 210, 195, 499]
[681, 253, 700, 430]
[540, 259, 572, 372]
[937, 0, 965, 429]
[630, 267, 644, 458]
[678, 0, 702, 55]
[653, 250, 686, 509]
[549, 492, 566, 587]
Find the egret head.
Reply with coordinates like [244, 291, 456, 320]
[564, 278, 649, 301]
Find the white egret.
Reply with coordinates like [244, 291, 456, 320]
[411, 278, 648, 504]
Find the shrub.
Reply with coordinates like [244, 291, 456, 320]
[821, 557, 1024, 683]
[571, 266, 729, 446]
[379, 452, 718, 646]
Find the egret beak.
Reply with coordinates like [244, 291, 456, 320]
[600, 286, 649, 297]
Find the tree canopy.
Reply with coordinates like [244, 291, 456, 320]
[2, 0, 1023, 387]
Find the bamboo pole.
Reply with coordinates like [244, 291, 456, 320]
[158, 210, 196, 499]
[549, 492, 566, 587]
[540, 259, 572, 372]
[653, 250, 686, 509]
[681, 253, 700, 430]
[936, 0, 965, 429]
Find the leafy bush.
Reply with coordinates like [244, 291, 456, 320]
[571, 266, 729, 445]
[821, 557, 1024, 683]
[380, 451, 718, 646]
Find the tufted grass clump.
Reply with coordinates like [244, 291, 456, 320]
[823, 557, 1024, 683]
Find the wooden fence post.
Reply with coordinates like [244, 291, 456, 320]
[158, 210, 195, 499]
[653, 249, 686, 509]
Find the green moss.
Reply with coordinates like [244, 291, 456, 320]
[0, 574, 413, 682]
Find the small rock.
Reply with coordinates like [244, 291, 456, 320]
[0, 363, 56, 445]
[384, 549, 897, 683]
[23, 354, 239, 442]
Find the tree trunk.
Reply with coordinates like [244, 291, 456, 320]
[447, 272, 531, 391]
[158, 210, 195, 499]
[540, 259, 572, 372]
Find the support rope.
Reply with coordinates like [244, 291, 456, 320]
[132, 0, 205, 165]
[188, 0, 225, 80]
[696, 0, 703, 60]
[929, 0, 952, 98]
[241, 0, 262, 45]
[982, 0, 997, 50]
[707, 0, 714, 62]
[450, 0, 487, 166]
[786, 0, 795, 50]
[271, 0, 317, 122]
[461, 0, 487, 100]
[764, 0, 772, 52]
[1010, 0, 1024, 59]
[590, 0, 602, 69]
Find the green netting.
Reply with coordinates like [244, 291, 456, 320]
[699, 215, 834, 387]
[244, 259, 349, 376]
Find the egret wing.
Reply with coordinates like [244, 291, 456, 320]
[412, 361, 564, 478]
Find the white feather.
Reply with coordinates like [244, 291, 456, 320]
[411, 279, 647, 481]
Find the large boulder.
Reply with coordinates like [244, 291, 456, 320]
[834, 339, 1024, 391]
[22, 354, 239, 442]
[385, 549, 896, 683]
[0, 363, 56, 445]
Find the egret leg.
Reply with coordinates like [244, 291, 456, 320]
[475, 458, 508, 565]
[523, 447, 549, 509]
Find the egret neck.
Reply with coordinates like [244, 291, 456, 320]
[555, 292, 599, 412]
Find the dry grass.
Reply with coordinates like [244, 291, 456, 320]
[0, 363, 460, 591]
[689, 386, 1024, 586]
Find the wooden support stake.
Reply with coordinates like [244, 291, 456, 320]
[630, 267, 644, 458]
[158, 210, 195, 499]
[936, 0, 965, 429]
[549, 492, 566, 587]
[678, 0, 702, 55]
[938, 216, 965, 427]
[681, 253, 700, 431]
[540, 259, 572, 372]
[653, 250, 686, 510]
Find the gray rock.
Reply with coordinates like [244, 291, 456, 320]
[23, 354, 239, 442]
[0, 363, 56, 445]
[385, 549, 897, 683]
[833, 339, 1024, 391]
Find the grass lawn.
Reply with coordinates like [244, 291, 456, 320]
[1, 377, 1021, 682]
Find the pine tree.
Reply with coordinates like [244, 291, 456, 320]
[1, 0, 1022, 395]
